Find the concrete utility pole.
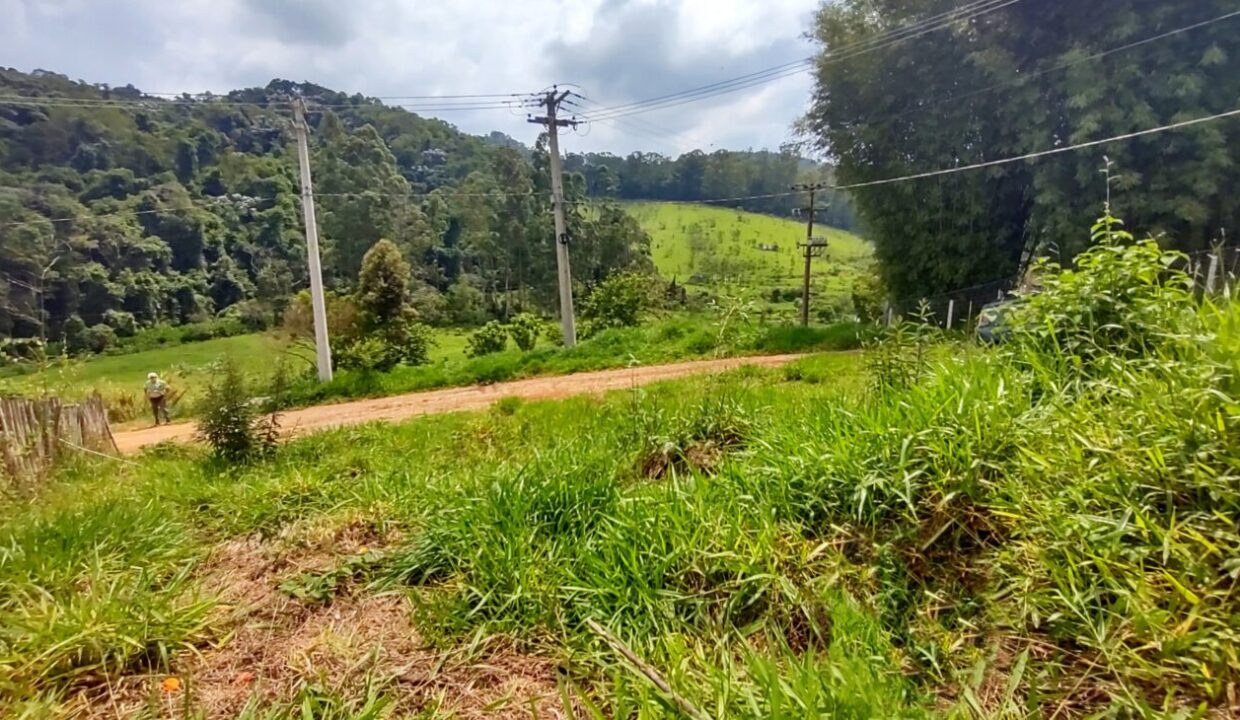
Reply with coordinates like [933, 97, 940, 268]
[291, 97, 333, 382]
[529, 87, 578, 347]
[793, 183, 830, 327]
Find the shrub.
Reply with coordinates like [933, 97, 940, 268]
[223, 299, 272, 331]
[852, 266, 887, 323]
[84, 323, 117, 354]
[863, 303, 937, 394]
[446, 280, 488, 326]
[467, 321, 508, 357]
[196, 358, 278, 462]
[410, 282, 449, 326]
[102, 309, 137, 338]
[580, 271, 648, 332]
[1007, 212, 1197, 366]
[62, 315, 88, 355]
[283, 291, 361, 342]
[506, 313, 542, 352]
[336, 322, 434, 372]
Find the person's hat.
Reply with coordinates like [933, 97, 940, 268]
[148, 372, 158, 380]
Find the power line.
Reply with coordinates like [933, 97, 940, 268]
[0, 96, 542, 113]
[836, 106, 1240, 190]
[578, 0, 1010, 119]
[577, 0, 1022, 123]
[858, 8, 1240, 128]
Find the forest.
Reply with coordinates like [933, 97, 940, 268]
[806, 0, 1240, 303]
[0, 68, 853, 346]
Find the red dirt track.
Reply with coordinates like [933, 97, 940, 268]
[112, 354, 801, 454]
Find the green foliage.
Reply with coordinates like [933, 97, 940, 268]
[0, 70, 654, 343]
[355, 239, 412, 328]
[445, 280, 487, 326]
[506, 312, 542, 352]
[806, 0, 1240, 300]
[102, 309, 137, 338]
[195, 358, 278, 462]
[580, 271, 648, 334]
[82, 323, 117, 354]
[61, 315, 87, 355]
[863, 304, 937, 394]
[850, 266, 886, 323]
[1008, 213, 1198, 365]
[466, 321, 508, 357]
[336, 321, 434, 373]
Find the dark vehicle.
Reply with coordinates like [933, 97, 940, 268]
[976, 298, 1018, 343]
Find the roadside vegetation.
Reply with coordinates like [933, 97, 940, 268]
[1, 232, 869, 424]
[3, 215, 1237, 716]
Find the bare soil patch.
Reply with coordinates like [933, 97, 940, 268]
[65, 523, 568, 718]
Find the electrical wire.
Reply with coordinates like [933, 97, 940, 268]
[835, 105, 1240, 190]
[576, 0, 1022, 123]
[856, 8, 1240, 128]
[574, 0, 1011, 119]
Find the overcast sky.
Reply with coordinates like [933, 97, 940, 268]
[1, 0, 821, 157]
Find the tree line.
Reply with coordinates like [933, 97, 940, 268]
[806, 0, 1240, 303]
[565, 149, 857, 231]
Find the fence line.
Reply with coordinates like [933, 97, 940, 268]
[0, 394, 118, 490]
[886, 244, 1240, 329]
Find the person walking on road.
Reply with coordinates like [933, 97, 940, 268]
[144, 372, 172, 426]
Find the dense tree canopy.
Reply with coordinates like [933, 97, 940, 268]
[806, 0, 1240, 303]
[0, 70, 655, 340]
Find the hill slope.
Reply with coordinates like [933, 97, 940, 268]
[627, 202, 872, 317]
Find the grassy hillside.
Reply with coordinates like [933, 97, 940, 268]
[0, 330, 469, 426]
[3, 231, 1238, 715]
[627, 202, 872, 318]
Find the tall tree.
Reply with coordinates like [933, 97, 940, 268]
[804, 0, 1240, 303]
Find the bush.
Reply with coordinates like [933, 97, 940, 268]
[506, 313, 542, 352]
[336, 322, 434, 373]
[356, 239, 413, 327]
[467, 321, 508, 357]
[196, 359, 278, 462]
[283, 291, 361, 342]
[103, 309, 137, 338]
[223, 299, 272, 331]
[852, 266, 887, 323]
[446, 280, 488, 326]
[84, 323, 117, 354]
[410, 283, 449, 326]
[580, 272, 648, 333]
[63, 315, 88, 355]
[1007, 213, 1197, 366]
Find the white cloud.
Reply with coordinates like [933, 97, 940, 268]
[1, 0, 821, 155]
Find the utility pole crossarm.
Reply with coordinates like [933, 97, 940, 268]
[792, 182, 832, 327]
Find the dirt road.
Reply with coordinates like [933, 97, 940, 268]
[112, 354, 801, 454]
